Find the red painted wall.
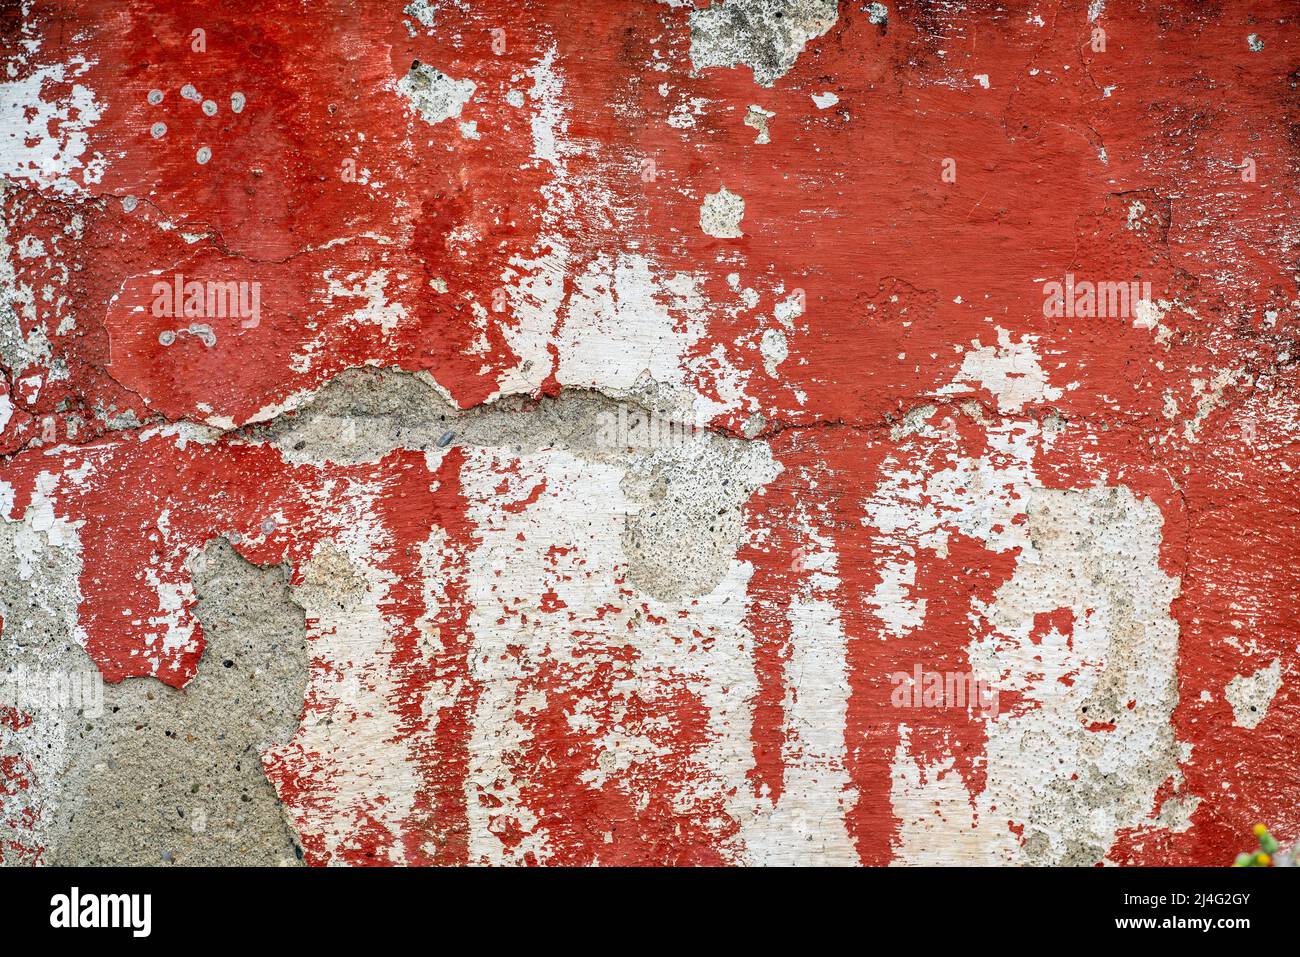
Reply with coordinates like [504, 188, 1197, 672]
[2, 0, 1298, 865]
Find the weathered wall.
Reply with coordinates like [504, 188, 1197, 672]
[0, 0, 1297, 866]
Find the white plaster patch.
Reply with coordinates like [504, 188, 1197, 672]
[404, 0, 436, 28]
[322, 268, 408, 333]
[867, 414, 1039, 558]
[396, 62, 476, 126]
[460, 446, 769, 864]
[524, 45, 567, 169]
[1132, 297, 1166, 331]
[15, 471, 83, 582]
[491, 53, 756, 421]
[869, 557, 926, 638]
[889, 485, 1186, 865]
[0, 182, 54, 376]
[555, 256, 707, 400]
[941, 327, 1063, 413]
[263, 491, 430, 864]
[142, 564, 197, 668]
[1183, 369, 1243, 442]
[760, 326, 788, 377]
[737, 589, 858, 864]
[0, 58, 105, 194]
[1226, 659, 1281, 730]
[867, 357, 1189, 864]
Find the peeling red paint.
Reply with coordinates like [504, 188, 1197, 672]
[3, 0, 1300, 865]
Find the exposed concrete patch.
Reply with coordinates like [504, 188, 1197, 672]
[260, 367, 712, 466]
[1226, 659, 1281, 730]
[744, 104, 774, 144]
[262, 366, 779, 604]
[0, 476, 87, 863]
[700, 186, 745, 238]
[871, 381, 1189, 865]
[38, 540, 308, 865]
[243, 368, 785, 861]
[760, 326, 788, 377]
[994, 486, 1185, 865]
[397, 61, 476, 126]
[689, 0, 839, 88]
[404, 0, 436, 29]
[7, 0, 1293, 868]
[622, 437, 778, 602]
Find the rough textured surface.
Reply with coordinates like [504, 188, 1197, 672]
[6, 540, 307, 865]
[2, 0, 1299, 866]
